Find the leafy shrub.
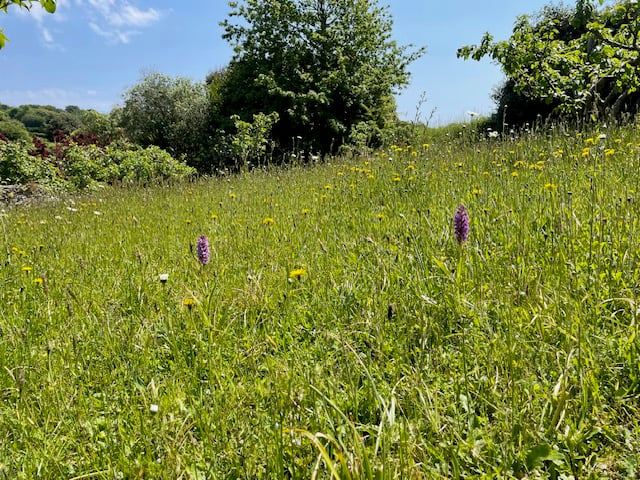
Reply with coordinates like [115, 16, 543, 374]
[110, 145, 196, 183]
[0, 140, 62, 187]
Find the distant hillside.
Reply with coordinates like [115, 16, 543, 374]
[0, 103, 95, 140]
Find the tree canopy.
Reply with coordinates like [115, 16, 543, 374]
[0, 1, 56, 48]
[219, 0, 423, 155]
[458, 0, 640, 123]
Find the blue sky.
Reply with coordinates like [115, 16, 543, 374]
[1, 0, 558, 125]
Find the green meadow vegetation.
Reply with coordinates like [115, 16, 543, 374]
[1, 123, 640, 478]
[3, 0, 640, 478]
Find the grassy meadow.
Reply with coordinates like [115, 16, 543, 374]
[1, 124, 640, 478]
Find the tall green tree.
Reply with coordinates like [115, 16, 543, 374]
[220, 0, 423, 155]
[117, 72, 212, 170]
[1, 0, 56, 48]
[458, 0, 640, 122]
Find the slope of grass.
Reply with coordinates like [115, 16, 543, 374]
[1, 124, 639, 478]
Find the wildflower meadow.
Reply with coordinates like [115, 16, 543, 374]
[1, 123, 640, 478]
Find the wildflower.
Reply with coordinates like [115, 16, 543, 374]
[407, 164, 416, 171]
[472, 188, 481, 196]
[93, 211, 102, 215]
[210, 214, 218, 220]
[393, 176, 401, 183]
[454, 205, 470, 244]
[183, 298, 196, 309]
[21, 266, 33, 273]
[289, 268, 306, 280]
[544, 183, 557, 191]
[229, 193, 236, 199]
[376, 213, 385, 221]
[262, 217, 275, 225]
[150, 404, 159, 413]
[196, 235, 210, 265]
[604, 148, 615, 156]
[33, 277, 44, 284]
[324, 184, 332, 190]
[511, 171, 519, 177]
[301, 208, 311, 215]
[159, 273, 169, 283]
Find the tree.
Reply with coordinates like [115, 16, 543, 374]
[1, 1, 56, 48]
[458, 0, 640, 122]
[220, 0, 423, 155]
[117, 72, 213, 169]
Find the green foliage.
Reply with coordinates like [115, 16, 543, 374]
[61, 144, 196, 189]
[0, 138, 195, 189]
[220, 0, 423, 156]
[0, 1, 56, 48]
[117, 72, 213, 171]
[0, 140, 59, 185]
[458, 0, 640, 122]
[0, 118, 31, 141]
[230, 111, 279, 170]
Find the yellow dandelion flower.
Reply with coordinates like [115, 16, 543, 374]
[582, 147, 591, 157]
[585, 137, 596, 145]
[22, 266, 32, 273]
[367, 174, 375, 180]
[183, 298, 196, 308]
[422, 143, 430, 149]
[301, 208, 311, 215]
[262, 217, 275, 225]
[511, 171, 519, 177]
[349, 183, 356, 189]
[411, 151, 417, 156]
[33, 277, 44, 284]
[229, 193, 237, 199]
[185, 219, 192, 225]
[604, 148, 615, 156]
[210, 214, 218, 220]
[376, 213, 385, 221]
[407, 164, 416, 171]
[513, 160, 526, 168]
[472, 188, 481, 196]
[544, 183, 557, 191]
[393, 176, 401, 183]
[289, 268, 306, 280]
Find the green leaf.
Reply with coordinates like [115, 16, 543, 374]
[0, 30, 6, 49]
[525, 444, 564, 470]
[41, 0, 56, 13]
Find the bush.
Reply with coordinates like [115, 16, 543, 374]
[0, 140, 62, 187]
[0, 139, 195, 191]
[111, 145, 196, 183]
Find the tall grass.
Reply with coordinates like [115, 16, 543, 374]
[1, 123, 639, 478]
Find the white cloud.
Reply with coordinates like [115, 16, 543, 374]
[42, 27, 53, 43]
[89, 22, 138, 44]
[110, 5, 160, 27]
[83, 1, 162, 44]
[16, 0, 163, 46]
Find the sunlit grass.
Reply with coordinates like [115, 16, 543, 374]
[1, 124, 640, 478]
